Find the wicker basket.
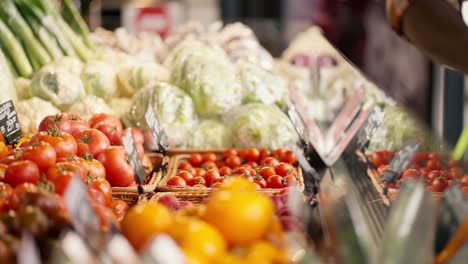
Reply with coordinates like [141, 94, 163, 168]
[111, 153, 169, 203]
[156, 150, 305, 196]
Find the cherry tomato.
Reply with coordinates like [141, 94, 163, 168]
[284, 175, 297, 187]
[281, 150, 297, 164]
[92, 203, 119, 230]
[225, 155, 241, 169]
[259, 148, 271, 160]
[275, 162, 295, 177]
[402, 169, 420, 179]
[380, 150, 394, 163]
[202, 153, 217, 163]
[0, 183, 13, 199]
[459, 174, 468, 187]
[98, 146, 135, 187]
[232, 167, 249, 175]
[189, 154, 203, 167]
[238, 149, 249, 160]
[29, 130, 77, 159]
[176, 171, 194, 185]
[253, 175, 266, 188]
[427, 152, 441, 161]
[219, 166, 232, 176]
[93, 122, 122, 146]
[110, 199, 129, 222]
[74, 129, 110, 159]
[211, 182, 223, 188]
[204, 169, 222, 187]
[245, 148, 260, 162]
[0, 155, 16, 165]
[4, 160, 40, 187]
[370, 152, 385, 167]
[273, 148, 287, 161]
[261, 157, 280, 168]
[20, 141, 57, 171]
[426, 160, 441, 171]
[259, 166, 276, 180]
[449, 167, 463, 179]
[193, 167, 206, 178]
[167, 176, 187, 187]
[223, 148, 238, 159]
[192, 184, 206, 188]
[266, 175, 285, 189]
[432, 177, 448, 192]
[39, 113, 90, 136]
[191, 176, 206, 186]
[201, 161, 217, 170]
[412, 152, 427, 164]
[426, 170, 441, 182]
[245, 161, 258, 169]
[178, 161, 192, 171]
[89, 113, 123, 134]
[123, 128, 144, 145]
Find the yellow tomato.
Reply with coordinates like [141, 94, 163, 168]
[177, 219, 227, 260]
[203, 190, 274, 246]
[246, 240, 287, 264]
[121, 202, 173, 251]
[219, 177, 257, 192]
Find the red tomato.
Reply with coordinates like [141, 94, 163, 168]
[46, 162, 86, 194]
[223, 148, 238, 159]
[29, 131, 77, 159]
[84, 157, 106, 180]
[261, 157, 280, 168]
[259, 148, 271, 160]
[259, 166, 276, 180]
[178, 161, 192, 170]
[426, 160, 441, 171]
[189, 154, 203, 167]
[275, 162, 295, 177]
[204, 169, 222, 187]
[211, 182, 223, 188]
[284, 175, 297, 187]
[93, 122, 122, 146]
[219, 166, 232, 176]
[20, 141, 56, 170]
[176, 171, 194, 185]
[447, 160, 461, 168]
[88, 187, 106, 205]
[245, 161, 258, 169]
[193, 167, 206, 178]
[98, 146, 135, 187]
[412, 152, 427, 164]
[8, 183, 39, 211]
[245, 148, 260, 162]
[380, 150, 394, 163]
[253, 175, 266, 188]
[377, 165, 389, 176]
[74, 129, 110, 159]
[238, 149, 249, 160]
[427, 152, 441, 161]
[281, 150, 297, 164]
[88, 178, 112, 206]
[191, 176, 206, 186]
[123, 128, 144, 145]
[110, 199, 129, 222]
[432, 177, 448, 192]
[402, 169, 420, 179]
[266, 175, 285, 189]
[202, 153, 217, 163]
[426, 170, 441, 183]
[89, 113, 123, 134]
[39, 113, 90, 136]
[167, 176, 187, 187]
[449, 167, 463, 179]
[370, 152, 385, 167]
[4, 160, 40, 187]
[0, 156, 16, 165]
[201, 161, 217, 170]
[232, 167, 249, 176]
[0, 183, 13, 200]
[225, 155, 241, 169]
[459, 174, 468, 187]
[92, 203, 119, 230]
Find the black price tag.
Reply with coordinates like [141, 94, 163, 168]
[145, 105, 168, 154]
[0, 100, 22, 145]
[122, 129, 147, 188]
[287, 104, 311, 149]
[357, 107, 385, 150]
[381, 140, 420, 194]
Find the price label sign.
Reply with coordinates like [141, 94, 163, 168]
[145, 105, 169, 154]
[122, 129, 147, 186]
[381, 139, 421, 193]
[0, 100, 22, 144]
[356, 107, 385, 150]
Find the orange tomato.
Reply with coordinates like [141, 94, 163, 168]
[121, 203, 173, 251]
[203, 188, 274, 245]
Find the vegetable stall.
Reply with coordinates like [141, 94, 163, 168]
[0, 1, 466, 263]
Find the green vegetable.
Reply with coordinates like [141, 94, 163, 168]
[125, 82, 197, 148]
[117, 62, 169, 97]
[190, 119, 232, 149]
[0, 48, 19, 104]
[0, 18, 33, 77]
[61, 0, 95, 50]
[81, 60, 118, 101]
[0, 0, 51, 67]
[226, 103, 299, 149]
[167, 41, 242, 116]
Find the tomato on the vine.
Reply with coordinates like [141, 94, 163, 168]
[167, 176, 187, 187]
[4, 160, 40, 187]
[29, 130, 77, 159]
[98, 146, 135, 187]
[189, 154, 203, 167]
[74, 129, 110, 158]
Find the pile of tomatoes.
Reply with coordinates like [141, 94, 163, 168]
[370, 150, 468, 194]
[0, 112, 155, 231]
[166, 148, 300, 189]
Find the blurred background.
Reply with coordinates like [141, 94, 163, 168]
[79, 0, 466, 147]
